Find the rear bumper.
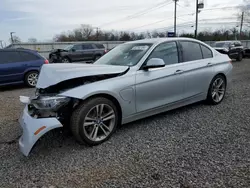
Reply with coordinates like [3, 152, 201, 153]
[19, 105, 63, 156]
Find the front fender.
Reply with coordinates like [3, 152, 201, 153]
[60, 75, 136, 118]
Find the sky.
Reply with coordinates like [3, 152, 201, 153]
[0, 0, 247, 44]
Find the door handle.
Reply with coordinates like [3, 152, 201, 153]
[174, 70, 184, 74]
[207, 63, 213, 67]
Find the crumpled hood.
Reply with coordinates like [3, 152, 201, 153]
[36, 63, 129, 88]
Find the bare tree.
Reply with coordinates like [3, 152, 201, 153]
[80, 24, 94, 40]
[28, 38, 37, 43]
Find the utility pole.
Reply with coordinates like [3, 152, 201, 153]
[195, 0, 199, 38]
[173, 0, 178, 37]
[94, 27, 100, 41]
[239, 11, 244, 40]
[10, 32, 15, 44]
[194, 0, 204, 38]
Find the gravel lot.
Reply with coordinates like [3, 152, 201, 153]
[0, 59, 250, 188]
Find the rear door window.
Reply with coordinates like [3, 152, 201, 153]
[95, 44, 105, 49]
[82, 44, 94, 50]
[19, 51, 40, 61]
[180, 41, 203, 62]
[200, 45, 213, 59]
[0, 51, 22, 64]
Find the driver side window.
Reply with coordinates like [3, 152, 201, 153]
[72, 44, 83, 51]
[147, 42, 179, 65]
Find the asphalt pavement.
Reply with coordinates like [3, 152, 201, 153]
[0, 59, 250, 188]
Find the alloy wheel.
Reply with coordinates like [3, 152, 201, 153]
[211, 77, 226, 103]
[83, 104, 116, 142]
[62, 58, 70, 63]
[27, 73, 38, 86]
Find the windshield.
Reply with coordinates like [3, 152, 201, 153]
[64, 45, 74, 50]
[94, 43, 153, 66]
[214, 42, 230, 48]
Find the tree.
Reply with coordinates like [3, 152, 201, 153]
[28, 38, 37, 43]
[80, 24, 94, 40]
[9, 36, 21, 44]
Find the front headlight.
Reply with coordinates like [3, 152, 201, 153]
[31, 96, 70, 110]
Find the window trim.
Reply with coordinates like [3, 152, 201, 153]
[139, 41, 180, 70]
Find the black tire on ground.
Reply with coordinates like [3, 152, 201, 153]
[62, 57, 71, 63]
[24, 71, 39, 87]
[206, 74, 227, 105]
[70, 97, 119, 146]
[237, 52, 243, 61]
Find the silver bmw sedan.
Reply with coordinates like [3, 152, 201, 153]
[19, 37, 233, 156]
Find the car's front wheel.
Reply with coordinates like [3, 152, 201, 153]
[206, 75, 227, 105]
[237, 52, 243, 61]
[62, 57, 70, 63]
[70, 97, 119, 145]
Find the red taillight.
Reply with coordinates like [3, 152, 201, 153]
[44, 59, 49, 64]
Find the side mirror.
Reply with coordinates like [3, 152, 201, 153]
[71, 48, 76, 52]
[143, 58, 165, 70]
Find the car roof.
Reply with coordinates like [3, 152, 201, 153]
[125, 37, 207, 44]
[215, 40, 241, 43]
[0, 48, 37, 53]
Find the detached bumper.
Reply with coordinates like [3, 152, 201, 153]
[19, 105, 63, 156]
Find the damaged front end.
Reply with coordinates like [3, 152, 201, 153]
[19, 94, 73, 156]
[18, 67, 129, 156]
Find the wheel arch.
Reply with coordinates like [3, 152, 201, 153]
[215, 73, 227, 86]
[23, 69, 39, 81]
[74, 93, 123, 125]
[62, 55, 71, 62]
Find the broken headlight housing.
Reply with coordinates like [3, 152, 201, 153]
[30, 96, 70, 111]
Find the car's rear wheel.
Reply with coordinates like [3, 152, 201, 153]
[70, 97, 118, 145]
[206, 75, 226, 105]
[237, 52, 243, 61]
[62, 57, 70, 63]
[24, 71, 39, 87]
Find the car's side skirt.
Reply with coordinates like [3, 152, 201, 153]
[122, 92, 205, 124]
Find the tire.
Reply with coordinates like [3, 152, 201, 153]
[62, 57, 70, 63]
[70, 97, 119, 146]
[237, 52, 243, 61]
[206, 75, 227, 105]
[24, 71, 39, 87]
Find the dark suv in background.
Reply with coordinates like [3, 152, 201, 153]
[49, 43, 107, 63]
[213, 41, 244, 61]
[0, 48, 48, 87]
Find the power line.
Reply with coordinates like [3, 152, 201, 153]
[128, 12, 195, 31]
[98, 0, 172, 27]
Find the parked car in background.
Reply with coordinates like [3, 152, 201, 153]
[243, 47, 250, 58]
[19, 37, 233, 156]
[213, 40, 244, 61]
[49, 43, 107, 63]
[0, 49, 49, 87]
